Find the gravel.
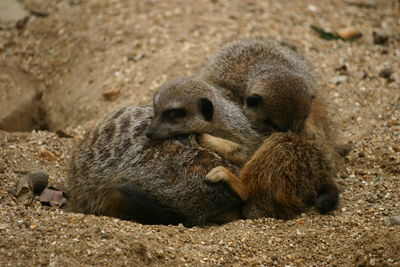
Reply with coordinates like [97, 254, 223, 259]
[0, 0, 399, 266]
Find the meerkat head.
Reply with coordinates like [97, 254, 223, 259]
[145, 77, 216, 140]
[244, 69, 313, 134]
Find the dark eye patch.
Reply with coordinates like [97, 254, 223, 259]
[161, 108, 187, 122]
[246, 94, 263, 108]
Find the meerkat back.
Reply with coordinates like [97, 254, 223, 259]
[67, 106, 242, 227]
[198, 38, 315, 102]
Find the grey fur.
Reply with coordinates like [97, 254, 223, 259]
[67, 106, 243, 226]
[146, 77, 263, 159]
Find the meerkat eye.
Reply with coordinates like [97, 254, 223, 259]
[246, 94, 263, 108]
[161, 108, 187, 122]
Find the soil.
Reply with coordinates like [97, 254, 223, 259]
[0, 0, 399, 266]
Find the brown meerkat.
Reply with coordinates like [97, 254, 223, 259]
[146, 76, 340, 218]
[67, 105, 244, 227]
[198, 37, 342, 152]
[206, 132, 339, 219]
[198, 38, 314, 98]
[196, 38, 340, 218]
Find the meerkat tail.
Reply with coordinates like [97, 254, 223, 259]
[315, 182, 339, 214]
[117, 183, 185, 225]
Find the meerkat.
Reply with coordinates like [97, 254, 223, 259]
[196, 38, 340, 217]
[198, 37, 342, 151]
[206, 132, 339, 219]
[198, 38, 314, 96]
[67, 105, 244, 227]
[146, 76, 340, 218]
[145, 77, 264, 165]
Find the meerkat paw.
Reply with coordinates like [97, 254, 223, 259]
[198, 133, 215, 148]
[206, 166, 230, 183]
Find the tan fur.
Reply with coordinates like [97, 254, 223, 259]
[197, 38, 341, 219]
[207, 132, 340, 219]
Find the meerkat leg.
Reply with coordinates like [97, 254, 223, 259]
[206, 166, 249, 200]
[199, 133, 247, 165]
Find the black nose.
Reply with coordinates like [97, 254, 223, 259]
[145, 129, 154, 140]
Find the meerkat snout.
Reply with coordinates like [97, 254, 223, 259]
[145, 107, 189, 140]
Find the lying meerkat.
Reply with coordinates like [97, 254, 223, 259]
[206, 132, 339, 219]
[198, 37, 316, 134]
[199, 37, 341, 150]
[197, 38, 340, 218]
[67, 106, 243, 227]
[147, 76, 340, 219]
[145, 77, 263, 165]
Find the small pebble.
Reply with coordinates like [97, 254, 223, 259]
[330, 75, 348, 84]
[379, 68, 392, 79]
[102, 89, 121, 101]
[372, 31, 389, 45]
[384, 216, 400, 226]
[337, 27, 362, 40]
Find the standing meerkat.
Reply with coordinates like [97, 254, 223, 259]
[67, 105, 243, 227]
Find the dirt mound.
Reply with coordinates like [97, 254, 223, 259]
[0, 0, 399, 266]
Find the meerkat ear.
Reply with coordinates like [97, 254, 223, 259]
[199, 98, 214, 121]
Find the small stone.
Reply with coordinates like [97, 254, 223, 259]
[15, 177, 31, 197]
[26, 172, 49, 194]
[372, 31, 389, 45]
[14, 177, 34, 204]
[30, 9, 49, 17]
[15, 16, 29, 30]
[337, 27, 362, 40]
[39, 188, 64, 207]
[338, 143, 353, 157]
[379, 68, 392, 79]
[38, 147, 57, 161]
[102, 89, 121, 101]
[335, 65, 348, 74]
[357, 151, 365, 158]
[127, 53, 145, 62]
[55, 130, 74, 138]
[348, 1, 376, 8]
[330, 75, 348, 84]
[384, 216, 400, 226]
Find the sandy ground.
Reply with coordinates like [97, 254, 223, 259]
[0, 0, 399, 266]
